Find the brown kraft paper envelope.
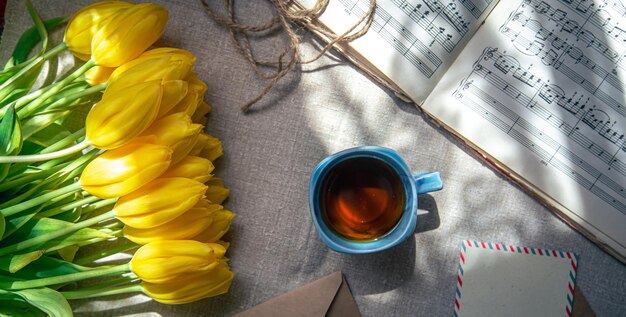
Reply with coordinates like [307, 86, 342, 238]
[234, 271, 361, 317]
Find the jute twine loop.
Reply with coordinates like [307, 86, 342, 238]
[200, 0, 376, 112]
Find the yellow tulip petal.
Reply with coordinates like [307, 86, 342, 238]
[130, 240, 226, 283]
[123, 200, 222, 244]
[80, 142, 172, 198]
[114, 177, 207, 228]
[205, 177, 229, 204]
[86, 80, 162, 150]
[91, 3, 168, 67]
[161, 156, 215, 183]
[192, 209, 235, 243]
[142, 261, 234, 304]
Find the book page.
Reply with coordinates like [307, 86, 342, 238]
[298, 0, 500, 104]
[425, 0, 626, 260]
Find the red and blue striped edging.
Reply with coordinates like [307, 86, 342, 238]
[454, 240, 578, 317]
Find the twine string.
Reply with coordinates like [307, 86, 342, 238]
[201, 0, 376, 112]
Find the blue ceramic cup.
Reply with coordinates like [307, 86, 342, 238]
[309, 146, 443, 254]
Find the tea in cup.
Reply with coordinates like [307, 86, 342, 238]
[309, 146, 443, 254]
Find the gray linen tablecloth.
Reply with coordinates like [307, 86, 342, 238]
[1, 0, 625, 316]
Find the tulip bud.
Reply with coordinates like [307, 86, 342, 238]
[191, 101, 212, 124]
[160, 156, 214, 183]
[91, 3, 168, 67]
[142, 261, 234, 304]
[85, 65, 115, 86]
[123, 200, 222, 244]
[138, 113, 202, 164]
[64, 1, 133, 60]
[165, 73, 208, 117]
[189, 133, 223, 162]
[108, 48, 195, 85]
[205, 177, 229, 205]
[80, 142, 172, 198]
[130, 240, 226, 284]
[114, 177, 206, 228]
[86, 80, 162, 150]
[192, 208, 235, 243]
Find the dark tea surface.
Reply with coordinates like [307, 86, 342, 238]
[320, 156, 405, 241]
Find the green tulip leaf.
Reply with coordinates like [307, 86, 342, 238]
[12, 288, 73, 317]
[0, 63, 44, 109]
[9, 255, 91, 280]
[57, 245, 79, 262]
[8, 13, 64, 67]
[21, 110, 70, 141]
[0, 291, 47, 317]
[0, 106, 23, 183]
[0, 105, 18, 155]
[28, 123, 71, 148]
[4, 217, 73, 243]
[2, 202, 47, 240]
[0, 215, 5, 241]
[0, 249, 44, 273]
[50, 206, 82, 223]
[38, 227, 114, 253]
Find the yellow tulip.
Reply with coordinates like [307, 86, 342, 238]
[205, 177, 229, 205]
[115, 177, 207, 228]
[191, 101, 212, 124]
[123, 200, 222, 244]
[189, 133, 223, 162]
[157, 80, 189, 118]
[86, 80, 162, 150]
[105, 50, 195, 112]
[64, 1, 133, 60]
[143, 261, 234, 304]
[84, 65, 115, 86]
[108, 48, 195, 85]
[91, 3, 168, 67]
[160, 156, 214, 183]
[193, 209, 235, 243]
[80, 142, 172, 198]
[138, 113, 202, 164]
[165, 73, 207, 117]
[130, 240, 226, 284]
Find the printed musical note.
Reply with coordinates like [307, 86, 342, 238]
[451, 47, 626, 212]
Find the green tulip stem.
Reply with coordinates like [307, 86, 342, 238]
[74, 240, 138, 266]
[40, 83, 107, 113]
[40, 128, 86, 154]
[0, 42, 67, 94]
[61, 282, 143, 300]
[0, 138, 91, 163]
[17, 59, 96, 118]
[0, 182, 81, 217]
[0, 210, 115, 257]
[37, 195, 101, 218]
[1, 262, 130, 290]
[0, 162, 68, 192]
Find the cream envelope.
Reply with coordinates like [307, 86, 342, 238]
[234, 271, 361, 317]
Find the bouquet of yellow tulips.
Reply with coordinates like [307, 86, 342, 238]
[0, 1, 235, 315]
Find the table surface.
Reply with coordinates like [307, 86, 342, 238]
[2, 1, 625, 316]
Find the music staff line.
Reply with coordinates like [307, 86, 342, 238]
[505, 10, 623, 94]
[526, 0, 625, 68]
[557, 0, 626, 44]
[454, 80, 626, 213]
[391, 0, 473, 52]
[500, 5, 626, 118]
[339, 0, 439, 77]
[473, 48, 626, 201]
[460, 0, 494, 19]
[478, 49, 626, 164]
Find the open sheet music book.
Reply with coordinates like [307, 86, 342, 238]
[295, 0, 626, 263]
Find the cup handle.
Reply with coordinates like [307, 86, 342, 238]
[413, 172, 443, 195]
